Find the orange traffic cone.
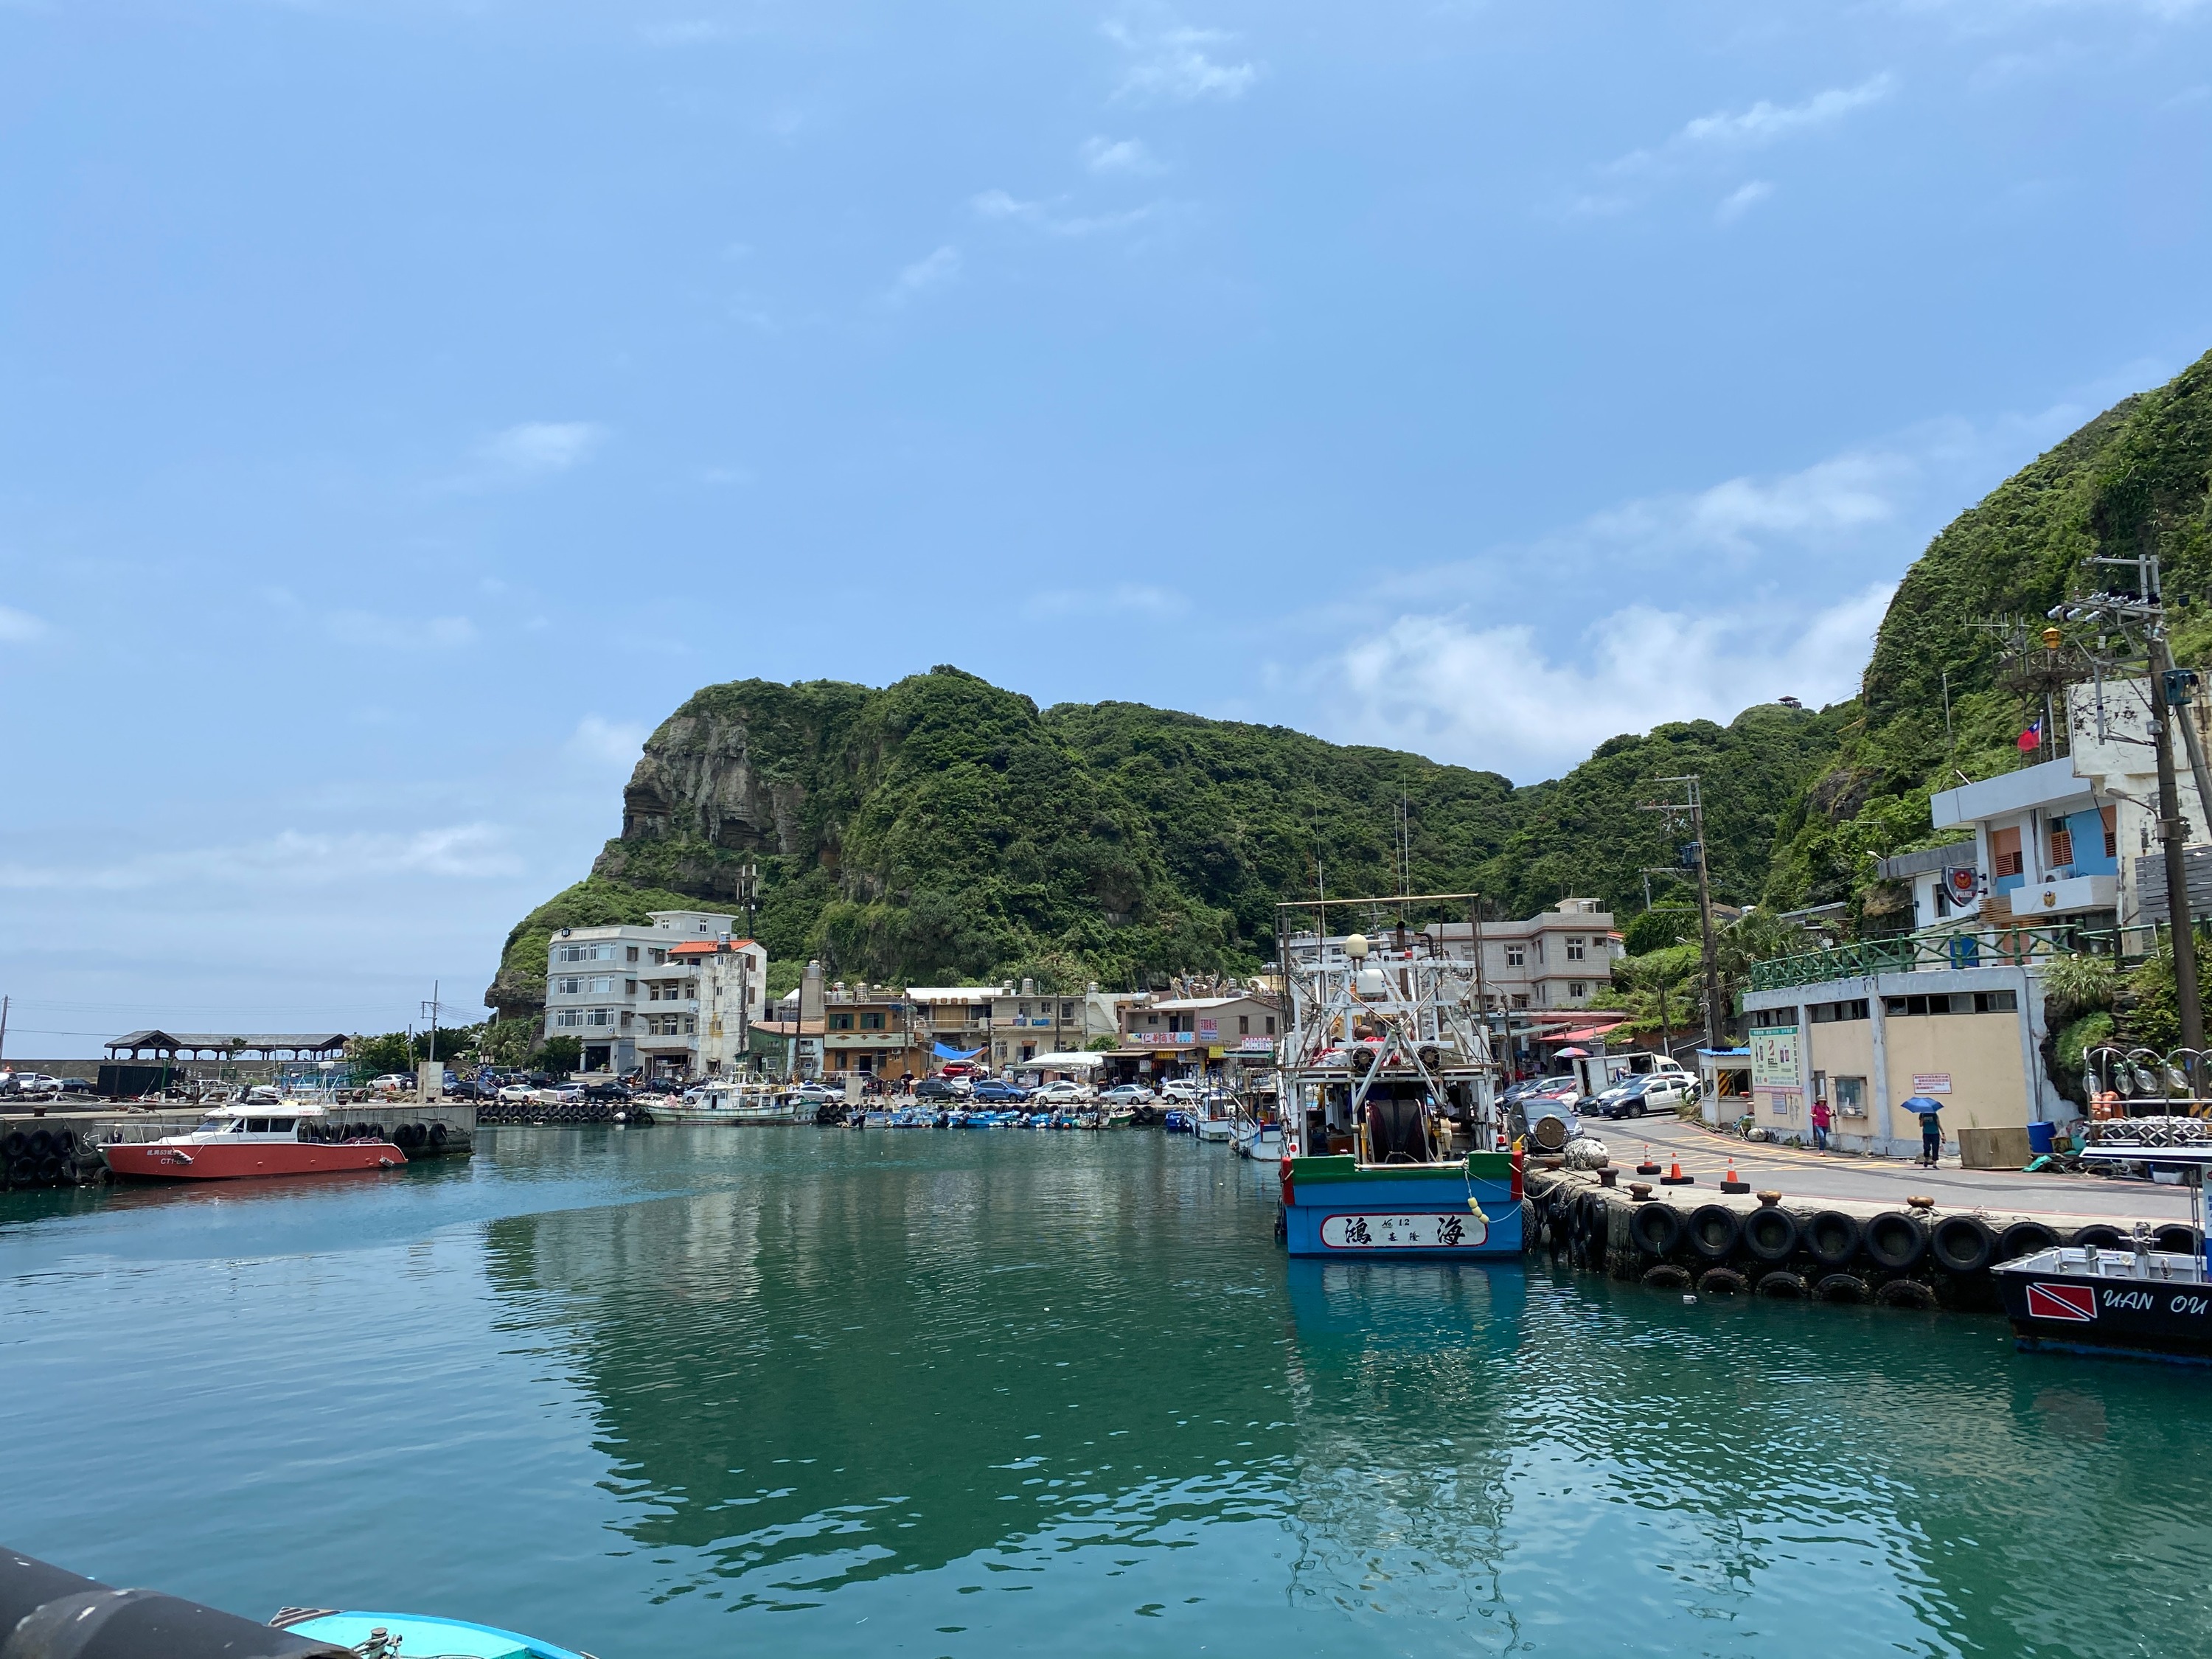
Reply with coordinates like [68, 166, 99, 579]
[1722, 1160, 1750, 1193]
[1636, 1144, 1661, 1175]
[1661, 1158, 1693, 1186]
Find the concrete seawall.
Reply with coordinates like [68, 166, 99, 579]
[1526, 1166, 2202, 1311]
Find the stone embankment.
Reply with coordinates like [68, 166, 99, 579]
[1526, 1164, 2202, 1311]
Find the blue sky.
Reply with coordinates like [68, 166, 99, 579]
[3, 0, 2209, 1052]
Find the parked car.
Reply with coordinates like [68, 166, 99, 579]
[1032, 1079, 1092, 1105]
[1512, 1096, 1585, 1150]
[3, 1072, 64, 1096]
[367, 1074, 414, 1093]
[1159, 1079, 1202, 1103]
[1097, 1083, 1156, 1106]
[580, 1080, 631, 1103]
[970, 1078, 1029, 1103]
[915, 1077, 957, 1101]
[1593, 1077, 1661, 1119]
[55, 1077, 100, 1097]
[496, 1082, 539, 1103]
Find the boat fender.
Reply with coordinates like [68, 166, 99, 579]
[1694, 1267, 1747, 1297]
[1755, 1270, 1807, 1298]
[1629, 1202, 1684, 1259]
[1995, 1220, 2058, 1262]
[1863, 1211, 1928, 1272]
[27, 1130, 52, 1159]
[1805, 1210, 1863, 1268]
[51, 1130, 76, 1157]
[429, 1122, 449, 1148]
[1742, 1206, 1800, 1264]
[1813, 1273, 1869, 1304]
[1874, 1278, 1938, 1310]
[0, 1132, 25, 1161]
[2070, 1224, 2126, 1252]
[0, 1551, 349, 1659]
[1686, 1204, 1742, 1262]
[2154, 1223, 2203, 1254]
[1640, 1263, 1691, 1290]
[1930, 1214, 1995, 1276]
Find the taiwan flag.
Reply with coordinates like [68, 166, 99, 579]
[2017, 720, 2042, 753]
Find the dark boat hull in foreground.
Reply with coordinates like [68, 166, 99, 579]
[1994, 1246, 2212, 1362]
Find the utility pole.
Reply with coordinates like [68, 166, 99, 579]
[0, 995, 9, 1064]
[2059, 549, 2205, 1051]
[1644, 776, 1723, 1052]
[420, 981, 442, 1066]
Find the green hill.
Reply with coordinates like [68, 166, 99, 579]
[487, 674, 1844, 1017]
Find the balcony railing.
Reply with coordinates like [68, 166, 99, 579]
[1747, 923, 2128, 992]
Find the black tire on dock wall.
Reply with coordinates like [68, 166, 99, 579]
[1756, 1270, 1807, 1298]
[2154, 1224, 2203, 1254]
[0, 1130, 25, 1160]
[1806, 1211, 1863, 1268]
[1865, 1212, 1927, 1271]
[1813, 1273, 1870, 1304]
[1995, 1220, 2058, 1262]
[430, 1123, 450, 1148]
[2070, 1224, 2126, 1251]
[1641, 1264, 1691, 1290]
[27, 1129, 53, 1158]
[1742, 1207, 1799, 1263]
[1696, 1267, 1747, 1297]
[51, 1130, 76, 1156]
[1686, 1205, 1742, 1261]
[37, 1155, 63, 1183]
[1875, 1279, 1938, 1310]
[1930, 1215, 1995, 1276]
[1630, 1202, 1684, 1259]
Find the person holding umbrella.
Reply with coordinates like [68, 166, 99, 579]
[1901, 1094, 1944, 1166]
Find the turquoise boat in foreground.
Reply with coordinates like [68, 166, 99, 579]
[274, 1610, 595, 1658]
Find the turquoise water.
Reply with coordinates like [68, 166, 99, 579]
[2, 1128, 2206, 1657]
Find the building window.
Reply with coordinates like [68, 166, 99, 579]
[1265, 1016, 1276, 1035]
[861, 1012, 884, 1030]
[557, 977, 581, 995]
[1882, 990, 2018, 1017]
[2050, 823, 2073, 867]
[1567, 938, 1585, 961]
[685, 1017, 696, 1033]
[1061, 1002, 1074, 1020]
[1568, 981, 1586, 998]
[1809, 999, 1870, 1023]
[2104, 807, 2118, 858]
[1239, 1015, 1251, 1035]
[1991, 826, 2024, 879]
[1512, 994, 1531, 1010]
[830, 1013, 852, 1030]
[1834, 1076, 1868, 1117]
[1506, 946, 1526, 967]
[626, 947, 640, 963]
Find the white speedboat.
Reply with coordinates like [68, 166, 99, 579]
[1231, 1117, 1283, 1159]
[1196, 1093, 1237, 1141]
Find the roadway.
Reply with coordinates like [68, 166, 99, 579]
[1571, 1109, 2199, 1225]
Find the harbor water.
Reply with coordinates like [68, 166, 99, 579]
[3, 1128, 2207, 1656]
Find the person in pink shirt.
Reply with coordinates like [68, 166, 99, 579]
[1810, 1094, 1832, 1152]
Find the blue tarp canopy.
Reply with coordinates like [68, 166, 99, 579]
[933, 1042, 985, 1061]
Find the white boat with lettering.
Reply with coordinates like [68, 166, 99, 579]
[660, 1082, 806, 1124]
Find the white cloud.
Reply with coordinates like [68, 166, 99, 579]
[885, 245, 961, 305]
[1026, 583, 1177, 619]
[1674, 74, 1896, 150]
[0, 824, 523, 893]
[970, 189, 1158, 237]
[1333, 585, 1895, 781]
[1716, 179, 1775, 223]
[1081, 135, 1164, 175]
[1571, 74, 1894, 217]
[567, 715, 649, 769]
[0, 605, 49, 642]
[327, 611, 478, 651]
[1105, 18, 1260, 103]
[476, 421, 607, 476]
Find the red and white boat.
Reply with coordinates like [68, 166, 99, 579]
[102, 1101, 407, 1181]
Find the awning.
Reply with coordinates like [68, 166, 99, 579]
[932, 1042, 985, 1061]
[1021, 1051, 1105, 1068]
[1540, 1020, 1629, 1044]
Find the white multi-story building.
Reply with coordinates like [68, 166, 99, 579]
[1402, 899, 1625, 1012]
[543, 908, 739, 1077]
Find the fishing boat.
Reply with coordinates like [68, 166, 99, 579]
[659, 1082, 805, 1124]
[1231, 1116, 1283, 1159]
[1195, 1092, 1236, 1141]
[1274, 902, 1522, 1260]
[101, 1102, 409, 1181]
[1993, 1139, 2212, 1361]
[0, 1545, 594, 1659]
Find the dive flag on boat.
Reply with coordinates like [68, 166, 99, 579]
[2025, 1281, 2097, 1323]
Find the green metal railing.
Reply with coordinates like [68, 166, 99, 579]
[1745, 923, 2135, 992]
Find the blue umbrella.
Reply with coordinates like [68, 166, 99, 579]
[1899, 1095, 1944, 1113]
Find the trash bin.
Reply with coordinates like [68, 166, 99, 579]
[2026, 1121, 2056, 1158]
